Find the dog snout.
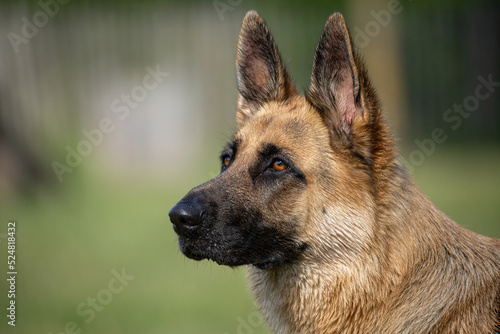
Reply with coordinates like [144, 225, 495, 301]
[169, 197, 204, 235]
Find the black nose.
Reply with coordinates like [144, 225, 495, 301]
[169, 199, 203, 235]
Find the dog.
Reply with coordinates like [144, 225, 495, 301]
[169, 11, 500, 333]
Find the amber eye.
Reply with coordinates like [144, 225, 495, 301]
[223, 156, 231, 168]
[272, 160, 288, 172]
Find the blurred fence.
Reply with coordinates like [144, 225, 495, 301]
[401, 3, 500, 142]
[0, 2, 242, 191]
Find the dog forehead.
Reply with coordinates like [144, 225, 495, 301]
[235, 101, 329, 158]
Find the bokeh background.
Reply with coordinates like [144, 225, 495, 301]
[0, 0, 499, 333]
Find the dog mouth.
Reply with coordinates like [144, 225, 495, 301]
[179, 241, 275, 268]
[170, 193, 308, 270]
[177, 232, 308, 270]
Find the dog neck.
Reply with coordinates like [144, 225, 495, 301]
[246, 254, 391, 334]
[245, 203, 396, 333]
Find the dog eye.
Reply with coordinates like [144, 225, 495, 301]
[223, 156, 231, 168]
[272, 159, 288, 172]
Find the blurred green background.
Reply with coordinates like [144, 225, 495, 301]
[0, 0, 499, 333]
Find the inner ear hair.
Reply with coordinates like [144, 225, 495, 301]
[235, 11, 296, 125]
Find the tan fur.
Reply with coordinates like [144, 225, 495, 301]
[233, 11, 500, 334]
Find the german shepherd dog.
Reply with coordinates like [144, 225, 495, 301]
[169, 11, 500, 333]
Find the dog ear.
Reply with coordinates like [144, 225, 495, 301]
[235, 11, 297, 126]
[306, 13, 380, 162]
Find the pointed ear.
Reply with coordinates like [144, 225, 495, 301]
[235, 11, 297, 126]
[306, 13, 373, 153]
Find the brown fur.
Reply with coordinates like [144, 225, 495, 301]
[170, 11, 500, 334]
[237, 11, 500, 334]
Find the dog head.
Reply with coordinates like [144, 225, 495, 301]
[169, 11, 396, 269]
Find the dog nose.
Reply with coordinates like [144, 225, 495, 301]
[169, 200, 203, 235]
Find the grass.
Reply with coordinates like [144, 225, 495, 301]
[0, 145, 498, 334]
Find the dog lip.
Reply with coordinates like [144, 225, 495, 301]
[172, 224, 181, 234]
[180, 246, 208, 261]
[172, 222, 198, 236]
